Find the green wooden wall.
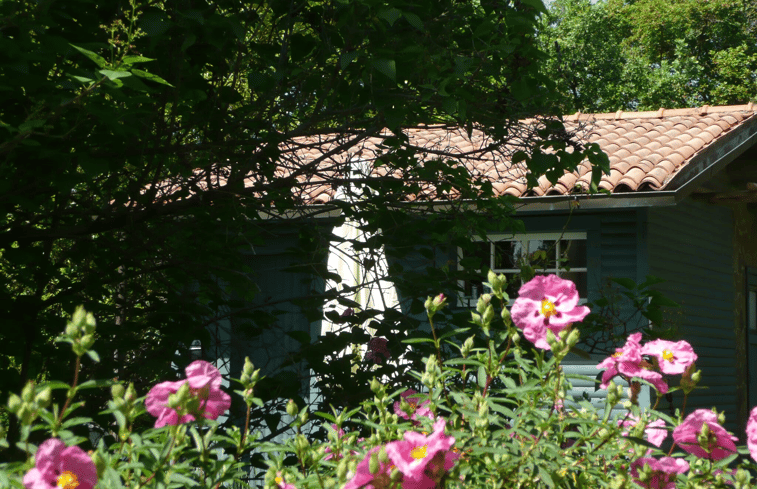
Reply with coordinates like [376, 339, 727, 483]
[647, 199, 737, 431]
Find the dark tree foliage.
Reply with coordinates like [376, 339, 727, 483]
[0, 0, 608, 457]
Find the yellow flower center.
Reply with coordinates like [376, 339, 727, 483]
[662, 349, 674, 362]
[411, 445, 427, 460]
[57, 471, 79, 489]
[540, 299, 557, 318]
[612, 351, 622, 358]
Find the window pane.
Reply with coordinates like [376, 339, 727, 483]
[562, 240, 587, 268]
[494, 241, 520, 270]
[561, 271, 587, 298]
[528, 240, 556, 270]
[505, 275, 521, 300]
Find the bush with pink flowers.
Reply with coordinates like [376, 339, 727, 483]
[3, 275, 757, 488]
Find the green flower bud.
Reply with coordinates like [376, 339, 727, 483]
[501, 307, 512, 326]
[92, 450, 106, 478]
[7, 393, 22, 413]
[566, 328, 580, 348]
[546, 329, 560, 351]
[21, 382, 35, 403]
[482, 303, 495, 326]
[286, 399, 298, 417]
[111, 384, 126, 400]
[378, 447, 389, 464]
[370, 378, 381, 394]
[369, 452, 380, 474]
[299, 409, 309, 425]
[35, 387, 51, 408]
[461, 336, 475, 359]
[476, 294, 492, 314]
[337, 458, 349, 481]
[81, 334, 95, 350]
[124, 383, 137, 403]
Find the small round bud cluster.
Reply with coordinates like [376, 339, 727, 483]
[7, 381, 52, 426]
[425, 293, 447, 318]
[58, 306, 98, 358]
[239, 357, 262, 406]
[486, 270, 508, 301]
[110, 382, 139, 440]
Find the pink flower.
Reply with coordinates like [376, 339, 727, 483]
[385, 418, 457, 485]
[23, 438, 97, 489]
[630, 457, 689, 489]
[511, 275, 590, 350]
[344, 447, 403, 489]
[619, 416, 668, 448]
[747, 406, 757, 463]
[642, 339, 697, 375]
[596, 333, 668, 394]
[145, 360, 231, 428]
[672, 409, 738, 461]
[365, 337, 391, 364]
[394, 389, 433, 422]
[275, 472, 296, 489]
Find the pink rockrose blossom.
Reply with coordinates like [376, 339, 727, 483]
[275, 472, 296, 489]
[747, 406, 757, 463]
[596, 333, 668, 394]
[394, 389, 433, 422]
[630, 456, 689, 489]
[672, 409, 738, 461]
[619, 416, 668, 448]
[146, 360, 231, 428]
[386, 418, 457, 485]
[23, 438, 97, 489]
[365, 337, 391, 364]
[344, 447, 416, 489]
[642, 339, 697, 375]
[511, 275, 590, 350]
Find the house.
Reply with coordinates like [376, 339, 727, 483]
[219, 104, 757, 439]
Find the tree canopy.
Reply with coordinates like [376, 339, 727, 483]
[539, 0, 757, 113]
[0, 0, 612, 460]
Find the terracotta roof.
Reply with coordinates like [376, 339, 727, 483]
[277, 104, 757, 205]
[155, 104, 757, 206]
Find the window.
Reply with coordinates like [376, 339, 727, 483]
[458, 232, 588, 308]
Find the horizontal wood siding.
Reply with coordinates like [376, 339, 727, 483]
[647, 199, 737, 431]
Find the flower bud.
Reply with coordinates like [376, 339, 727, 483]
[7, 393, 22, 413]
[501, 307, 512, 326]
[546, 329, 560, 351]
[370, 378, 381, 394]
[462, 336, 475, 358]
[124, 383, 137, 403]
[286, 399, 298, 417]
[35, 387, 51, 408]
[369, 452, 380, 474]
[337, 458, 349, 481]
[81, 334, 95, 350]
[21, 382, 35, 403]
[482, 303, 495, 326]
[566, 328, 580, 348]
[299, 409, 309, 425]
[476, 294, 492, 314]
[717, 410, 726, 426]
[378, 448, 389, 464]
[91, 450, 106, 478]
[111, 384, 125, 400]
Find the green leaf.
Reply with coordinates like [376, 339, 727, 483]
[121, 55, 155, 64]
[403, 12, 424, 31]
[86, 350, 100, 363]
[611, 277, 637, 290]
[131, 69, 174, 87]
[372, 59, 396, 82]
[70, 44, 108, 68]
[378, 8, 402, 26]
[402, 337, 435, 344]
[99, 69, 132, 80]
[60, 417, 92, 429]
[76, 379, 114, 390]
[18, 119, 45, 133]
[340, 51, 359, 69]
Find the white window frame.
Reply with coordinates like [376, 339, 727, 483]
[457, 231, 588, 308]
